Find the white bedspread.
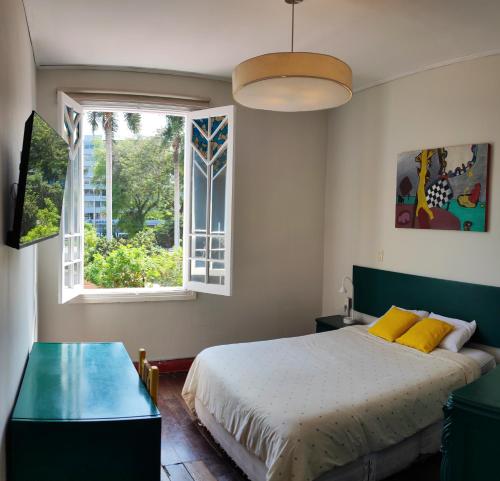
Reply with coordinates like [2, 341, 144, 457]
[182, 326, 480, 481]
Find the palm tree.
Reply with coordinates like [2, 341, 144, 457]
[88, 112, 141, 239]
[162, 116, 185, 248]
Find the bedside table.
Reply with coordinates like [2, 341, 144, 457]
[315, 315, 363, 333]
[441, 365, 500, 481]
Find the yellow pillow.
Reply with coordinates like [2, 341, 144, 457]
[396, 318, 454, 353]
[368, 307, 420, 342]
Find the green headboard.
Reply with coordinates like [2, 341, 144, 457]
[353, 265, 500, 347]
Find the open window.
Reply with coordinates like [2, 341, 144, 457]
[184, 106, 235, 296]
[57, 93, 234, 303]
[58, 91, 84, 303]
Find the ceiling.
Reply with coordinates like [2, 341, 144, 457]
[24, 0, 500, 91]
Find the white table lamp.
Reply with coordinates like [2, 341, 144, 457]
[338, 276, 354, 324]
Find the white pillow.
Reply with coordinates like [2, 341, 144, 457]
[368, 306, 429, 327]
[430, 312, 477, 352]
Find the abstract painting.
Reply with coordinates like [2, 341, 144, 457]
[396, 144, 489, 231]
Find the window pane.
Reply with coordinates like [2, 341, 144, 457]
[211, 165, 226, 234]
[73, 262, 81, 286]
[210, 121, 228, 158]
[72, 140, 81, 234]
[64, 237, 71, 263]
[192, 156, 207, 232]
[192, 236, 206, 259]
[210, 116, 225, 136]
[212, 148, 227, 177]
[208, 260, 225, 285]
[64, 265, 72, 288]
[194, 118, 209, 137]
[71, 236, 81, 261]
[63, 166, 71, 235]
[190, 259, 206, 283]
[194, 151, 205, 172]
[192, 124, 208, 159]
[210, 236, 225, 261]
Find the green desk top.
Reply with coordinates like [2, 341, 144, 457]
[451, 365, 500, 415]
[12, 342, 160, 422]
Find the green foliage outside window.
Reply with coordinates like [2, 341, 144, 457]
[84, 114, 184, 289]
[84, 224, 182, 288]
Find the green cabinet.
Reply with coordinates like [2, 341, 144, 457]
[8, 342, 161, 481]
[441, 366, 500, 481]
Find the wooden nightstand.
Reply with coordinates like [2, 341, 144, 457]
[441, 365, 500, 481]
[315, 315, 363, 333]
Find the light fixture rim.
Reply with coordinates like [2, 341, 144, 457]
[233, 74, 353, 102]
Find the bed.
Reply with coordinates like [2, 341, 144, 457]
[182, 266, 500, 481]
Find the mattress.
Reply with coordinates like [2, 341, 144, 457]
[195, 397, 442, 481]
[460, 346, 496, 374]
[183, 326, 480, 481]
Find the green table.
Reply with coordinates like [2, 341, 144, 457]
[8, 342, 161, 481]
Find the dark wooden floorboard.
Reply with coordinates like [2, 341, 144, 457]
[165, 463, 195, 481]
[161, 466, 171, 481]
[158, 372, 440, 481]
[185, 460, 219, 481]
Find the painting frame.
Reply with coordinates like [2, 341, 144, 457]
[395, 143, 490, 232]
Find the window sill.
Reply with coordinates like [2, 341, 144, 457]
[70, 287, 197, 304]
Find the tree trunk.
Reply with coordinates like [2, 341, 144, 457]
[173, 140, 181, 248]
[105, 121, 113, 240]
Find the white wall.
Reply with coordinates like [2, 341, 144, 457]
[36, 69, 327, 360]
[323, 55, 500, 315]
[0, 0, 37, 479]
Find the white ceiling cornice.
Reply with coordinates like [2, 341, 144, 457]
[354, 49, 500, 93]
[37, 64, 232, 84]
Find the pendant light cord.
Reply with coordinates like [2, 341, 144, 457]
[291, 1, 295, 52]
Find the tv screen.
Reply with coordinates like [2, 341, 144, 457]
[7, 111, 69, 249]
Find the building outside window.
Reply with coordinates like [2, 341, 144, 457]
[83, 135, 107, 236]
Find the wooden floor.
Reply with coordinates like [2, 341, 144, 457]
[158, 372, 441, 481]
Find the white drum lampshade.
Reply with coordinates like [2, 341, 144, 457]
[232, 52, 352, 112]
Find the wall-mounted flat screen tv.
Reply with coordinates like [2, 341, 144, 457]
[7, 111, 69, 249]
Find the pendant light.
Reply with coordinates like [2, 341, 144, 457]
[232, 0, 352, 112]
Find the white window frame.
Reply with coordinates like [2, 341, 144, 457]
[183, 106, 235, 296]
[58, 91, 85, 303]
[57, 92, 234, 304]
